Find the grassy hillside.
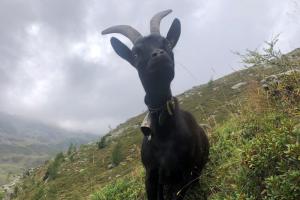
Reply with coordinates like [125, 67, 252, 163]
[7, 45, 300, 200]
[0, 113, 98, 186]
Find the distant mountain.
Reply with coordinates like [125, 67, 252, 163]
[0, 112, 98, 185]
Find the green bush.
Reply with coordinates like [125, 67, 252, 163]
[207, 78, 214, 89]
[69, 153, 75, 162]
[45, 185, 58, 200]
[46, 152, 65, 180]
[240, 113, 299, 199]
[55, 152, 65, 162]
[97, 136, 106, 149]
[111, 142, 123, 166]
[264, 170, 300, 200]
[67, 143, 76, 155]
[33, 186, 45, 200]
[91, 176, 145, 200]
[47, 162, 59, 180]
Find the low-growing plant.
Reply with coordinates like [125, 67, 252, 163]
[240, 113, 298, 198]
[33, 185, 45, 200]
[264, 170, 300, 200]
[0, 190, 4, 200]
[91, 170, 145, 200]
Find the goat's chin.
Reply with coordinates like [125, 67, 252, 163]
[144, 73, 174, 88]
[145, 82, 172, 96]
[147, 58, 174, 73]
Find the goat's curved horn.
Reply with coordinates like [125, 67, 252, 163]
[150, 9, 172, 34]
[102, 25, 142, 44]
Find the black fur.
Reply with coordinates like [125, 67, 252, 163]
[105, 14, 209, 200]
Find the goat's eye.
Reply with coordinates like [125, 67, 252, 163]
[133, 53, 138, 59]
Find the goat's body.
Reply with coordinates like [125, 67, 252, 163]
[141, 108, 209, 200]
[102, 9, 209, 200]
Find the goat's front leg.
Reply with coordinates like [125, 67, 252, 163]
[145, 169, 164, 200]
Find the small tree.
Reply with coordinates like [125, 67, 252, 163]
[234, 35, 298, 72]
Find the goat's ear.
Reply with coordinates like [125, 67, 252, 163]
[110, 37, 134, 65]
[166, 18, 181, 49]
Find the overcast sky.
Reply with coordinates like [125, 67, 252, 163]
[0, 0, 299, 134]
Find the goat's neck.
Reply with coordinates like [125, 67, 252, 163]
[144, 88, 172, 109]
[144, 88, 177, 139]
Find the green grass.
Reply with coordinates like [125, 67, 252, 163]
[0, 189, 4, 200]
[90, 167, 145, 200]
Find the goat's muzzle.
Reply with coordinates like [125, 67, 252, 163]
[147, 49, 173, 73]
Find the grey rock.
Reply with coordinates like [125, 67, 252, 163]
[107, 163, 115, 169]
[231, 82, 247, 90]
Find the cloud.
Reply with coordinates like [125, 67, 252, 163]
[0, 0, 299, 134]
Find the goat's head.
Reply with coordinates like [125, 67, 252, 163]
[102, 10, 181, 107]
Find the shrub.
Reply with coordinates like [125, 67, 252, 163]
[46, 152, 65, 180]
[69, 153, 75, 162]
[111, 142, 123, 166]
[55, 152, 65, 162]
[264, 170, 300, 200]
[240, 113, 299, 198]
[207, 78, 214, 89]
[230, 39, 300, 199]
[33, 186, 45, 200]
[46, 185, 58, 200]
[97, 136, 106, 149]
[67, 143, 76, 155]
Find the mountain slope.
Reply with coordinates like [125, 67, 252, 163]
[0, 112, 97, 186]
[7, 47, 300, 200]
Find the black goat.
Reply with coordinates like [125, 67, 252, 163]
[102, 9, 209, 200]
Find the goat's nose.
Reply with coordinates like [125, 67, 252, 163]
[151, 49, 165, 58]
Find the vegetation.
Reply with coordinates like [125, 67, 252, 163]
[10, 42, 300, 199]
[91, 40, 300, 200]
[0, 189, 4, 200]
[91, 168, 145, 200]
[67, 143, 77, 155]
[111, 142, 123, 166]
[45, 152, 65, 181]
[97, 136, 107, 149]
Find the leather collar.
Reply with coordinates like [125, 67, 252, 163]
[141, 97, 177, 138]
